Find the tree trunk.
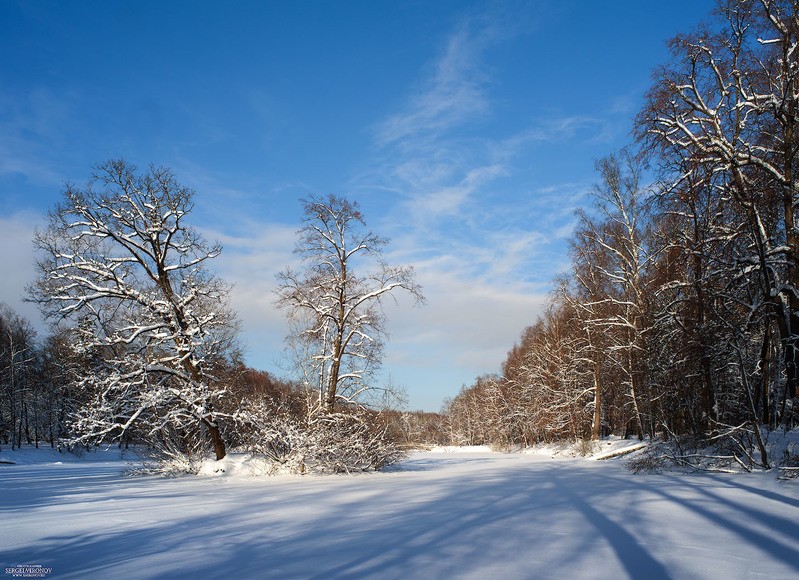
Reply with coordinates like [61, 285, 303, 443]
[782, 332, 798, 401]
[205, 419, 226, 461]
[780, 28, 798, 405]
[760, 327, 772, 426]
[325, 268, 348, 414]
[591, 351, 602, 440]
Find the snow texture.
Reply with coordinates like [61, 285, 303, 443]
[1, 446, 798, 579]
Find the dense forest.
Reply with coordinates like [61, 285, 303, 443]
[446, 0, 799, 470]
[3, 0, 799, 472]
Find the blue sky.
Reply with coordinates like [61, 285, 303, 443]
[1, 0, 714, 411]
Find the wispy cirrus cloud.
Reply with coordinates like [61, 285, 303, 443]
[361, 11, 597, 268]
[375, 18, 496, 148]
[343, 10, 613, 404]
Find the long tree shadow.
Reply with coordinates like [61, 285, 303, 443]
[707, 475, 799, 509]
[0, 462, 188, 513]
[1, 461, 614, 579]
[626, 474, 799, 573]
[4, 456, 799, 579]
[548, 468, 671, 580]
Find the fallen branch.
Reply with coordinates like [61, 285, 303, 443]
[594, 443, 647, 460]
[777, 466, 799, 480]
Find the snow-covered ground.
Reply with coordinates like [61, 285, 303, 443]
[1, 445, 798, 579]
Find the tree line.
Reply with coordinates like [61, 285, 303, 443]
[2, 161, 422, 473]
[445, 0, 799, 469]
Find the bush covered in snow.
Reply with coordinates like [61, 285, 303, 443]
[234, 400, 405, 475]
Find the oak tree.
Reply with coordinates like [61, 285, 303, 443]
[30, 160, 238, 460]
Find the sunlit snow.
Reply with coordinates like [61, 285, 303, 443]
[1, 447, 798, 579]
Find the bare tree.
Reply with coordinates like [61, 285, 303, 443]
[568, 221, 617, 441]
[574, 151, 655, 439]
[444, 380, 493, 446]
[29, 160, 238, 460]
[513, 304, 592, 442]
[276, 194, 424, 415]
[0, 305, 37, 450]
[639, 0, 799, 419]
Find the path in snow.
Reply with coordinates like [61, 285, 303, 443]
[1, 449, 799, 579]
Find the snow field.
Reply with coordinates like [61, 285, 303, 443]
[1, 447, 798, 579]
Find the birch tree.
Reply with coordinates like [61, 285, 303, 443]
[276, 194, 423, 415]
[29, 160, 238, 460]
[568, 220, 617, 441]
[575, 151, 655, 439]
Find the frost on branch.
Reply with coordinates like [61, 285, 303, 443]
[29, 160, 239, 461]
[268, 194, 420, 471]
[276, 194, 424, 415]
[234, 399, 405, 474]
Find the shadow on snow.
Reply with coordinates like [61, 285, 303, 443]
[2, 454, 799, 579]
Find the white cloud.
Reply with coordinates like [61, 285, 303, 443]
[380, 263, 547, 409]
[387, 265, 547, 359]
[198, 222, 298, 370]
[0, 211, 46, 331]
[375, 19, 495, 147]
[135, 13, 607, 409]
[344, 13, 593, 407]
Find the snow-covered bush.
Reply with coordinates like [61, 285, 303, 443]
[236, 400, 404, 474]
[303, 411, 405, 473]
[131, 450, 203, 477]
[126, 424, 208, 476]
